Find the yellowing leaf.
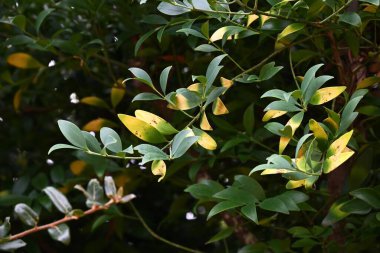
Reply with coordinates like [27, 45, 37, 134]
[7, 53, 43, 69]
[286, 180, 305, 189]
[118, 114, 167, 143]
[261, 168, 290, 175]
[323, 117, 339, 132]
[356, 76, 380, 90]
[81, 96, 110, 109]
[323, 150, 354, 173]
[187, 83, 203, 94]
[309, 86, 346, 105]
[111, 87, 126, 108]
[70, 160, 87, 175]
[151, 160, 166, 182]
[212, 98, 229, 115]
[82, 118, 119, 132]
[220, 77, 233, 89]
[277, 23, 305, 41]
[326, 130, 353, 157]
[279, 112, 304, 154]
[171, 93, 198, 110]
[247, 14, 259, 26]
[279, 136, 291, 155]
[200, 112, 213, 131]
[193, 127, 217, 150]
[135, 110, 178, 135]
[309, 119, 328, 149]
[13, 88, 24, 113]
[262, 110, 287, 122]
[210, 27, 233, 42]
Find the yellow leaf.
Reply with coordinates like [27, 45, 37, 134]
[277, 23, 305, 41]
[279, 112, 304, 154]
[7, 53, 43, 69]
[262, 110, 287, 122]
[187, 83, 203, 94]
[81, 96, 110, 109]
[118, 114, 167, 143]
[309, 119, 328, 148]
[356, 76, 380, 90]
[279, 136, 291, 155]
[326, 130, 353, 157]
[70, 160, 87, 175]
[135, 110, 178, 135]
[210, 27, 233, 42]
[111, 87, 126, 108]
[82, 118, 119, 132]
[261, 168, 290, 175]
[212, 98, 229, 115]
[171, 93, 198, 110]
[323, 117, 339, 132]
[193, 127, 217, 150]
[220, 77, 233, 89]
[323, 150, 354, 173]
[151, 160, 166, 182]
[309, 86, 346, 105]
[286, 180, 305, 189]
[247, 14, 259, 26]
[13, 88, 24, 113]
[200, 112, 213, 131]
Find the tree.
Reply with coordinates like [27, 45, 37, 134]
[1, 0, 380, 252]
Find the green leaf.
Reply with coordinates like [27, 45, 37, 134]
[160, 66, 172, 94]
[57, 120, 87, 148]
[157, 2, 191, 16]
[0, 217, 10, 238]
[288, 226, 312, 238]
[132, 92, 162, 102]
[350, 188, 380, 209]
[48, 144, 81, 155]
[340, 199, 372, 214]
[118, 114, 167, 143]
[303, 75, 334, 105]
[134, 28, 159, 56]
[213, 187, 258, 204]
[0, 240, 26, 252]
[261, 89, 287, 100]
[205, 87, 227, 107]
[339, 12, 362, 27]
[241, 204, 258, 224]
[259, 197, 289, 214]
[100, 127, 122, 153]
[128, 68, 154, 89]
[177, 28, 207, 39]
[104, 176, 117, 198]
[171, 130, 199, 159]
[134, 144, 169, 164]
[85, 179, 105, 207]
[264, 101, 301, 112]
[81, 131, 102, 153]
[48, 224, 70, 245]
[35, 8, 54, 33]
[43, 187, 72, 214]
[322, 200, 349, 226]
[259, 62, 283, 81]
[243, 104, 255, 135]
[206, 227, 234, 244]
[12, 15, 26, 31]
[300, 64, 324, 95]
[185, 180, 224, 200]
[207, 201, 244, 220]
[111, 87, 126, 108]
[233, 175, 265, 200]
[14, 203, 39, 227]
[194, 44, 219, 52]
[206, 54, 227, 91]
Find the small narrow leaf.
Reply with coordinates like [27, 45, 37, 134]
[356, 76, 380, 89]
[86, 179, 105, 207]
[104, 176, 117, 198]
[151, 160, 166, 182]
[243, 104, 255, 135]
[14, 203, 39, 227]
[160, 66, 172, 94]
[200, 113, 213, 131]
[100, 127, 123, 153]
[35, 8, 54, 33]
[48, 224, 70, 245]
[48, 144, 81, 155]
[262, 110, 287, 122]
[132, 92, 162, 102]
[43, 187, 72, 214]
[134, 144, 169, 164]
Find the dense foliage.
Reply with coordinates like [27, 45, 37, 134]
[1, 0, 380, 252]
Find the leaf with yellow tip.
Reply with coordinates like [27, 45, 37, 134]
[279, 112, 304, 154]
[326, 130, 353, 158]
[262, 110, 287, 122]
[261, 168, 290, 175]
[220, 77, 233, 89]
[118, 114, 167, 143]
[279, 135, 291, 155]
[200, 112, 213, 131]
[135, 110, 178, 135]
[323, 150, 354, 173]
[323, 117, 339, 133]
[192, 127, 217, 150]
[151, 160, 166, 182]
[187, 83, 204, 94]
[309, 119, 328, 150]
[81, 96, 110, 109]
[7, 53, 43, 69]
[169, 91, 201, 110]
[82, 118, 119, 132]
[309, 86, 346, 105]
[247, 14, 259, 26]
[212, 98, 229, 115]
[356, 76, 380, 90]
[286, 180, 305, 189]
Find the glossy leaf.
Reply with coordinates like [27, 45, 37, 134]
[48, 144, 81, 155]
[241, 204, 258, 224]
[160, 66, 172, 94]
[86, 179, 105, 207]
[132, 92, 162, 102]
[0, 217, 10, 237]
[212, 98, 229, 115]
[0, 240, 26, 252]
[58, 120, 87, 148]
[309, 86, 346, 105]
[100, 127, 122, 153]
[35, 8, 54, 33]
[48, 224, 70, 245]
[128, 68, 154, 88]
[339, 12, 362, 27]
[350, 188, 380, 209]
[262, 110, 287, 122]
[157, 2, 191, 16]
[171, 129, 199, 159]
[118, 114, 167, 143]
[200, 112, 213, 131]
[259, 197, 289, 214]
[206, 54, 227, 91]
[43, 187, 72, 214]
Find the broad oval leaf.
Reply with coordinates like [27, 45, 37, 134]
[118, 114, 166, 143]
[58, 120, 87, 148]
[14, 203, 39, 227]
[43, 187, 72, 214]
[135, 110, 178, 135]
[259, 197, 289, 214]
[127, 68, 154, 88]
[207, 201, 244, 220]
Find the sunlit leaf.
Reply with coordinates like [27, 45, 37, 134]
[192, 127, 217, 150]
[14, 203, 39, 227]
[212, 98, 229, 115]
[135, 110, 178, 135]
[309, 86, 346, 105]
[43, 187, 72, 214]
